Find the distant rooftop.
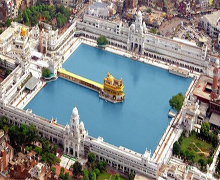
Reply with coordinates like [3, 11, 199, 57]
[89, 2, 108, 10]
[210, 112, 220, 127]
[25, 77, 39, 91]
[202, 11, 220, 29]
[173, 37, 197, 47]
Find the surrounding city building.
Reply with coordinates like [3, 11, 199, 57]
[0, 130, 14, 173]
[87, 1, 116, 18]
[0, 0, 18, 21]
[124, 0, 136, 10]
[200, 11, 220, 38]
[60, 0, 83, 9]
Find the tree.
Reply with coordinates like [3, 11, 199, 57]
[201, 122, 210, 139]
[97, 36, 108, 46]
[88, 152, 96, 164]
[8, 125, 20, 152]
[42, 68, 51, 77]
[211, 134, 219, 148]
[185, 150, 195, 162]
[94, 168, 100, 177]
[169, 93, 184, 112]
[4, 59, 6, 67]
[34, 147, 42, 156]
[72, 161, 82, 178]
[91, 171, 96, 180]
[97, 160, 107, 172]
[5, 18, 11, 27]
[83, 169, 89, 180]
[213, 128, 219, 135]
[173, 141, 181, 156]
[146, 8, 152, 13]
[129, 172, 134, 180]
[0, 117, 7, 129]
[57, 17, 62, 28]
[4, 68, 11, 78]
[149, 27, 157, 34]
[27, 124, 39, 143]
[208, 157, 213, 165]
[51, 167, 56, 173]
[198, 159, 205, 169]
[115, 174, 120, 180]
[47, 152, 56, 167]
[64, 172, 70, 180]
[59, 167, 65, 179]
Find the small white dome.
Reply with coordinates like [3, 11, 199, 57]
[137, 11, 142, 18]
[65, 123, 70, 133]
[72, 107, 79, 118]
[65, 123, 70, 130]
[79, 121, 84, 129]
[215, 59, 219, 66]
[130, 24, 135, 31]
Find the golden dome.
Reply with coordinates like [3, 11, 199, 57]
[107, 73, 114, 82]
[20, 26, 27, 37]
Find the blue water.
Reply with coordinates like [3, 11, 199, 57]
[25, 44, 192, 154]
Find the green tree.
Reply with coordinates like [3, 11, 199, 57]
[97, 36, 108, 46]
[42, 68, 51, 77]
[8, 125, 20, 152]
[30, 15, 38, 26]
[198, 159, 205, 169]
[47, 152, 56, 167]
[208, 157, 213, 165]
[64, 172, 70, 180]
[115, 174, 120, 180]
[94, 168, 100, 177]
[211, 134, 219, 148]
[97, 160, 107, 172]
[3, 59, 6, 67]
[63, 7, 70, 19]
[51, 167, 56, 173]
[2, 68, 7, 78]
[34, 147, 42, 156]
[91, 171, 96, 180]
[57, 17, 62, 28]
[59, 167, 64, 179]
[214, 129, 219, 135]
[88, 152, 96, 164]
[83, 169, 89, 180]
[146, 8, 152, 13]
[72, 161, 82, 178]
[201, 122, 210, 139]
[173, 141, 181, 156]
[27, 124, 39, 143]
[129, 172, 134, 180]
[0, 117, 7, 129]
[5, 18, 12, 27]
[149, 27, 157, 34]
[169, 93, 184, 112]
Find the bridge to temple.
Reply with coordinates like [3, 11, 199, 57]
[58, 68, 103, 93]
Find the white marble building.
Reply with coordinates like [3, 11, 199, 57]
[77, 11, 208, 71]
[182, 99, 200, 135]
[0, 11, 214, 180]
[0, 102, 159, 179]
[63, 107, 88, 158]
